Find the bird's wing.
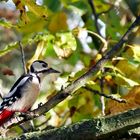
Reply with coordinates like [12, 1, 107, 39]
[0, 74, 32, 111]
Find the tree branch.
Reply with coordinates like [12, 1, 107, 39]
[16, 108, 140, 140]
[84, 87, 126, 103]
[4, 16, 140, 131]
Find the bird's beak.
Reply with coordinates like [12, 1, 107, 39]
[36, 68, 60, 74]
[46, 68, 60, 74]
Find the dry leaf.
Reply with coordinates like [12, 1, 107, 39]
[106, 85, 140, 115]
[1, 68, 14, 76]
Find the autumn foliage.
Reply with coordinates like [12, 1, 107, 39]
[0, 0, 140, 138]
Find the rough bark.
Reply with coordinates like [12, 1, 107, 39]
[16, 108, 140, 140]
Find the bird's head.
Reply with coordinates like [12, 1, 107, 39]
[29, 60, 60, 80]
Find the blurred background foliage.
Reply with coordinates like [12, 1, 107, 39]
[0, 0, 140, 137]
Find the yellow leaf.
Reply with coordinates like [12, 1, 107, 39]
[115, 73, 139, 86]
[116, 59, 137, 76]
[17, 15, 47, 34]
[27, 41, 45, 69]
[115, 59, 140, 83]
[13, 0, 30, 24]
[23, 0, 49, 19]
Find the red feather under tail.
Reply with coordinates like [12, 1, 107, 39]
[0, 109, 15, 126]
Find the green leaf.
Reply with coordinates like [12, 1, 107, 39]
[101, 9, 129, 40]
[23, 0, 50, 19]
[68, 1, 88, 16]
[94, 0, 111, 14]
[44, 0, 61, 12]
[69, 90, 95, 122]
[72, 111, 92, 123]
[53, 32, 77, 58]
[0, 19, 14, 28]
[17, 13, 47, 34]
[0, 42, 18, 57]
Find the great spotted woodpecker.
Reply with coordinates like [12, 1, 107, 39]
[0, 60, 59, 126]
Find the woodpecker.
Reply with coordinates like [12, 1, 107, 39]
[0, 60, 59, 126]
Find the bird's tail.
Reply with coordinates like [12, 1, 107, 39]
[0, 109, 14, 126]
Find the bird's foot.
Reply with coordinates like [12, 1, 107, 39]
[19, 111, 39, 120]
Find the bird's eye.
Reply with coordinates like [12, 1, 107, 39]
[42, 63, 47, 68]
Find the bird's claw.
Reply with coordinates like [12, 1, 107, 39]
[19, 112, 39, 120]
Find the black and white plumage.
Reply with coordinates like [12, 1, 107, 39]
[0, 60, 59, 126]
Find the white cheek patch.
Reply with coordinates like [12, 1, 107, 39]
[32, 62, 48, 72]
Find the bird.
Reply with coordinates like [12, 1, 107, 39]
[0, 60, 60, 126]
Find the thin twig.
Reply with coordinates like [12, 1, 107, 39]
[88, 0, 102, 37]
[0, 89, 3, 99]
[88, 0, 108, 53]
[100, 69, 105, 115]
[84, 87, 126, 103]
[19, 41, 26, 74]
